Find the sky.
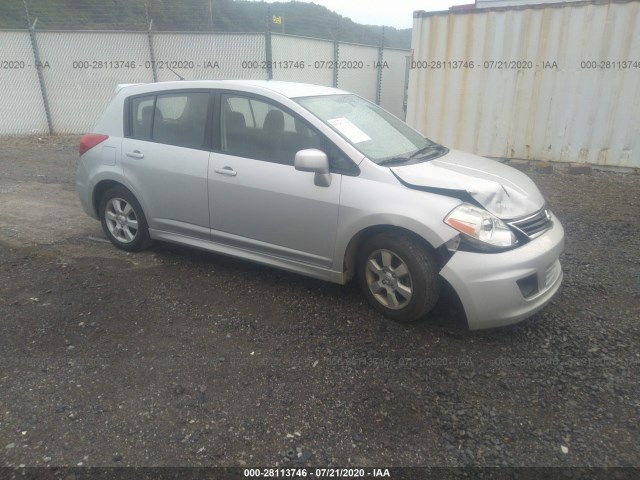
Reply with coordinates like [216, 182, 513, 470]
[252, 1, 468, 29]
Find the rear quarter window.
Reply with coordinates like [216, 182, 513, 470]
[130, 96, 154, 141]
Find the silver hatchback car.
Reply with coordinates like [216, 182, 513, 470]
[76, 80, 564, 329]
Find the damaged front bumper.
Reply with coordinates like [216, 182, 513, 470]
[439, 212, 565, 330]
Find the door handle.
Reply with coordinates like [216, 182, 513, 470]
[214, 167, 237, 177]
[125, 150, 144, 159]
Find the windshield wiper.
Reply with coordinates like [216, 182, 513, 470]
[378, 145, 447, 166]
[409, 144, 446, 159]
[377, 156, 411, 166]
[378, 145, 448, 166]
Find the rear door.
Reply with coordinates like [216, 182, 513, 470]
[121, 90, 213, 240]
[208, 92, 342, 268]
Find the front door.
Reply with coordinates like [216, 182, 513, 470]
[209, 93, 341, 268]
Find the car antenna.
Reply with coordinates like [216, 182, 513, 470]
[167, 67, 185, 81]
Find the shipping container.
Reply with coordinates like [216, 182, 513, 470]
[407, 0, 640, 169]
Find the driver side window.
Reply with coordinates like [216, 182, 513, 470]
[219, 93, 357, 174]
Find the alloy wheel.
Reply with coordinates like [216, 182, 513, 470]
[364, 249, 413, 310]
[104, 197, 139, 244]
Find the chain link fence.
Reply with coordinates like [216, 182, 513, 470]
[0, 1, 410, 135]
[0, 31, 50, 134]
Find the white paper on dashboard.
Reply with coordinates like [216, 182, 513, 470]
[327, 117, 371, 144]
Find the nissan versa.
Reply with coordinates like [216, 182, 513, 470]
[76, 80, 564, 330]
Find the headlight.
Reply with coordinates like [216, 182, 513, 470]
[444, 203, 517, 249]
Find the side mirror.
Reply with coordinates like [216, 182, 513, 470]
[294, 149, 331, 187]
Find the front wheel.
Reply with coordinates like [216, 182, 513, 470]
[358, 233, 440, 322]
[99, 186, 152, 252]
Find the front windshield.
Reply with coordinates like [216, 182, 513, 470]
[296, 94, 441, 164]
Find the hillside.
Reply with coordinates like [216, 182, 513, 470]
[1, 0, 411, 49]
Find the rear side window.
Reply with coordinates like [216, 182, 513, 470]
[130, 96, 154, 141]
[128, 92, 209, 149]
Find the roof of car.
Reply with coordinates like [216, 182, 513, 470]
[116, 80, 348, 99]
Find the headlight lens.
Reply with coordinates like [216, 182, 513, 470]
[444, 204, 517, 248]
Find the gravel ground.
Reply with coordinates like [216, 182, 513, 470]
[0, 135, 638, 470]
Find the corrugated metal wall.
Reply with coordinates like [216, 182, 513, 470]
[407, 0, 640, 169]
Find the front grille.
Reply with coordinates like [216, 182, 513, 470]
[509, 208, 553, 238]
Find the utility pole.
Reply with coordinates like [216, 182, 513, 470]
[23, 0, 52, 134]
[144, 2, 158, 82]
[376, 26, 385, 105]
[265, 5, 273, 79]
[209, 0, 214, 32]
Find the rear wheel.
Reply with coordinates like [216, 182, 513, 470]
[99, 186, 152, 252]
[358, 233, 440, 322]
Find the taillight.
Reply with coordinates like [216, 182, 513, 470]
[79, 133, 109, 156]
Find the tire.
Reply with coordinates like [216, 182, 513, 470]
[357, 233, 440, 322]
[99, 186, 152, 252]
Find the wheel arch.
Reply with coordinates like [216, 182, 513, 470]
[93, 180, 135, 219]
[342, 225, 452, 283]
[96, 181, 153, 251]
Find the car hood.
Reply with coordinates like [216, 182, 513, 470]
[391, 149, 545, 220]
